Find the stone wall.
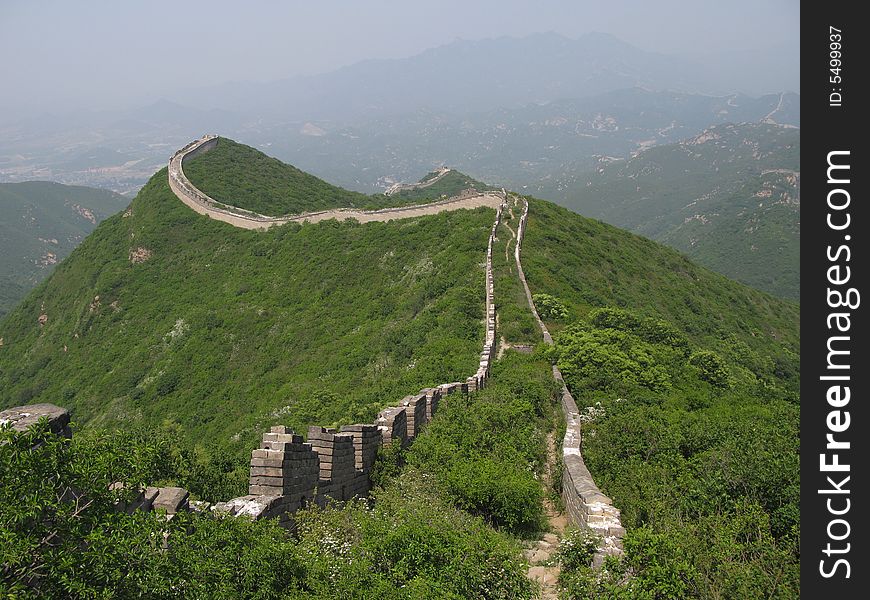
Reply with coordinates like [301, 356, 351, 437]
[168, 135, 504, 230]
[210, 193, 506, 522]
[11, 145, 512, 533]
[12, 152, 622, 568]
[512, 197, 625, 566]
[383, 166, 451, 196]
[1, 403, 201, 517]
[0, 403, 71, 438]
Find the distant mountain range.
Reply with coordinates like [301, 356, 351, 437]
[560, 122, 800, 301]
[185, 32, 712, 119]
[1, 32, 798, 199]
[259, 88, 799, 195]
[0, 182, 126, 317]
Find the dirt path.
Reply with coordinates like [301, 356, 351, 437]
[526, 431, 568, 598]
[501, 209, 517, 266]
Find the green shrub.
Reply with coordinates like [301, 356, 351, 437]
[556, 528, 600, 572]
[688, 350, 730, 388]
[532, 293, 568, 321]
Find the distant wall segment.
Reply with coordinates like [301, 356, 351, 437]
[168, 135, 503, 230]
[512, 197, 625, 566]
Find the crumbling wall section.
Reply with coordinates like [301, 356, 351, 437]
[513, 196, 625, 566]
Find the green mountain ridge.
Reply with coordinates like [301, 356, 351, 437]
[0, 140, 800, 597]
[561, 122, 800, 300]
[183, 137, 375, 215]
[0, 138, 799, 444]
[0, 181, 126, 318]
[386, 169, 496, 204]
[183, 137, 495, 215]
[0, 173, 492, 451]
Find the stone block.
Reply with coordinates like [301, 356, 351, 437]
[152, 487, 190, 514]
[340, 424, 381, 472]
[377, 406, 408, 447]
[263, 432, 304, 444]
[0, 403, 72, 437]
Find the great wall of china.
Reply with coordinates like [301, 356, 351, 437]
[383, 166, 451, 196]
[513, 199, 625, 565]
[3, 135, 622, 568]
[168, 136, 504, 229]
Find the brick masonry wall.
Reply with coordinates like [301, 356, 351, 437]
[11, 139, 512, 532]
[513, 197, 625, 566]
[168, 135, 504, 230]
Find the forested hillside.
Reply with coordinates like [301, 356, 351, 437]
[561, 123, 800, 300]
[183, 137, 378, 215]
[0, 166, 493, 453]
[0, 181, 126, 317]
[520, 199, 799, 597]
[1, 142, 800, 598]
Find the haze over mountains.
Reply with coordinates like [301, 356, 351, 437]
[0, 32, 798, 195]
[184, 32, 714, 119]
[0, 31, 799, 302]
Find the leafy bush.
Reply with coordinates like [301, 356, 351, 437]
[555, 528, 600, 572]
[688, 350, 730, 387]
[532, 293, 568, 321]
[0, 419, 534, 599]
[406, 352, 557, 535]
[552, 325, 675, 393]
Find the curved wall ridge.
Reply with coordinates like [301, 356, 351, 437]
[211, 193, 504, 520]
[10, 191, 506, 525]
[512, 196, 624, 566]
[168, 136, 503, 230]
[384, 166, 451, 196]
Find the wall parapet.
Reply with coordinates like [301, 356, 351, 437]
[512, 196, 624, 566]
[13, 139, 506, 531]
[214, 192, 504, 520]
[168, 136, 504, 230]
[164, 160, 504, 521]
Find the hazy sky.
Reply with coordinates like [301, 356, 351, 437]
[0, 0, 799, 114]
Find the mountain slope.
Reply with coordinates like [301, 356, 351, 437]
[1, 140, 798, 449]
[560, 123, 800, 300]
[0, 181, 126, 318]
[521, 198, 799, 395]
[0, 153, 494, 449]
[516, 198, 799, 596]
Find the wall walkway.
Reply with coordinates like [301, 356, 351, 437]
[512, 196, 625, 566]
[168, 136, 503, 230]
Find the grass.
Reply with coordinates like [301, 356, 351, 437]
[184, 137, 380, 215]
